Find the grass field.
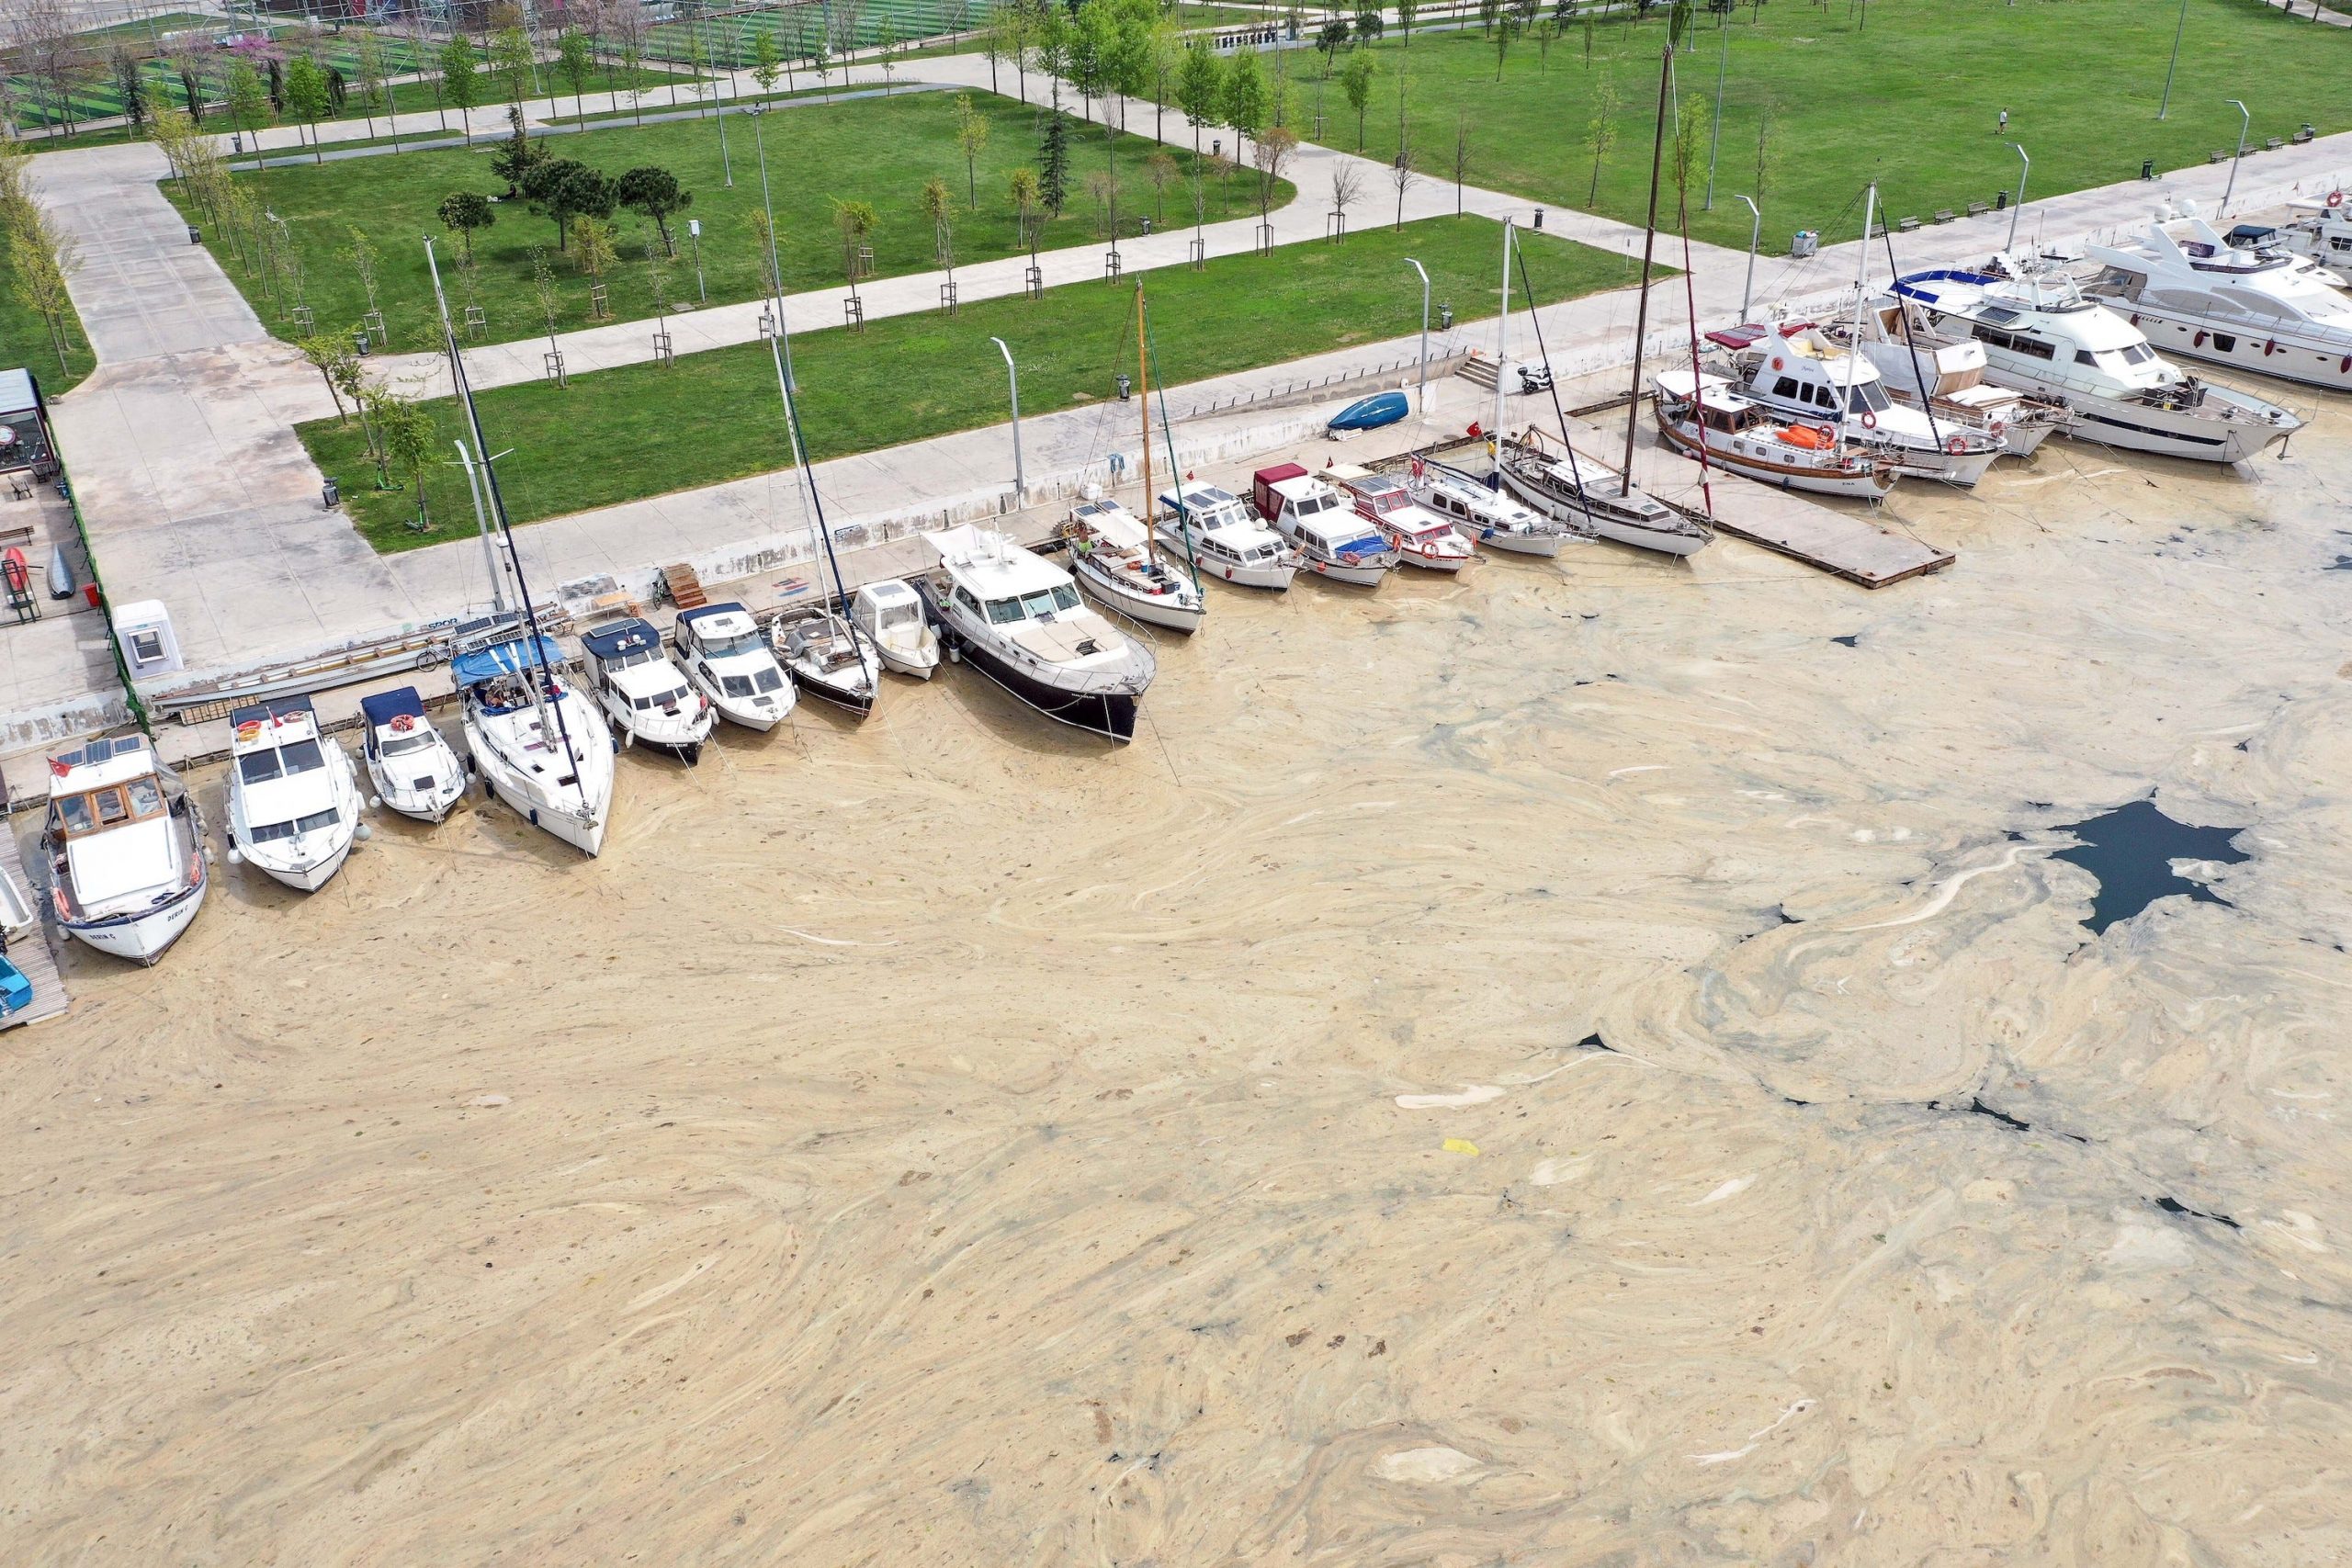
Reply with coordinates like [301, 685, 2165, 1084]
[173, 89, 1292, 353]
[298, 214, 1640, 550]
[1274, 0, 2349, 254]
[0, 243, 95, 394]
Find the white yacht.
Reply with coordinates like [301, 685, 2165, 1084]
[1318, 464, 1476, 573]
[581, 617, 715, 761]
[1651, 370, 1900, 500]
[41, 734, 207, 964]
[1885, 262, 2303, 462]
[2082, 210, 2352, 392]
[911, 524, 1155, 742]
[773, 605, 881, 716]
[850, 581, 940, 680]
[1060, 496, 1205, 632]
[224, 696, 364, 891]
[1407, 458, 1578, 557]
[2271, 189, 2352, 280]
[1155, 480, 1300, 591]
[454, 632, 615, 858]
[1813, 315, 2064, 457]
[1497, 432, 1710, 558]
[1708, 322, 2004, 485]
[359, 687, 466, 823]
[673, 602, 796, 729]
[1250, 464, 1396, 585]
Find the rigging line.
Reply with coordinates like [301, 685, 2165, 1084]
[1878, 218, 1947, 451]
[1668, 135, 1717, 523]
[1508, 228, 1607, 537]
[1141, 305, 1201, 591]
[767, 331, 870, 670]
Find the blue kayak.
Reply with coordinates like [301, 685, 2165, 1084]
[1327, 390, 1409, 434]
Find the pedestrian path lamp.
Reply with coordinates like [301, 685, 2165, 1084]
[1734, 194, 1760, 321]
[2222, 99, 2250, 216]
[2006, 144, 2030, 254]
[990, 336, 1024, 498]
[1404, 257, 1430, 412]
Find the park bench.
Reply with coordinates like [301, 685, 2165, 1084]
[2264, 137, 2283, 152]
[1966, 200, 1991, 217]
[2209, 150, 2231, 164]
[2291, 126, 2316, 144]
[1897, 216, 1921, 232]
[1932, 209, 1957, 225]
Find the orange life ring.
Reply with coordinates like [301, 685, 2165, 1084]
[1991, 420, 2007, 440]
[2330, 190, 2346, 209]
[1814, 423, 1836, 445]
[1770, 356, 1784, 371]
[390, 713, 417, 733]
[1860, 411, 1878, 430]
[1945, 435, 1967, 456]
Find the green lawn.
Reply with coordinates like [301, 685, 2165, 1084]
[299, 215, 1641, 551]
[0, 245, 95, 393]
[1291, 0, 2349, 254]
[171, 89, 1292, 353]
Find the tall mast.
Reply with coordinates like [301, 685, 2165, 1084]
[1136, 283, 1153, 566]
[1623, 41, 1674, 482]
[1840, 182, 1877, 457]
[1494, 216, 1512, 448]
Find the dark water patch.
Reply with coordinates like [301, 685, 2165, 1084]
[2328, 556, 2352, 571]
[2154, 1195, 2241, 1229]
[1782, 1096, 1812, 1108]
[2050, 798, 2249, 934]
[1830, 635, 1860, 648]
[1928, 1097, 2031, 1133]
[2235, 739, 2252, 752]
[1774, 906, 1803, 925]
[1576, 1033, 1616, 1054]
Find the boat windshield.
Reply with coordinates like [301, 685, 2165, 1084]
[2076, 343, 2158, 369]
[873, 604, 921, 629]
[1295, 493, 1337, 515]
[251, 807, 339, 843]
[986, 584, 1081, 624]
[1844, 380, 1892, 414]
[631, 685, 691, 710]
[381, 732, 437, 757]
[700, 631, 765, 659]
[236, 739, 324, 784]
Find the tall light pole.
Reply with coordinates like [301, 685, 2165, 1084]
[2222, 98, 2250, 215]
[2157, 0, 2189, 119]
[1734, 194, 1760, 321]
[989, 336, 1024, 497]
[2005, 142, 2030, 254]
[1403, 256, 1430, 412]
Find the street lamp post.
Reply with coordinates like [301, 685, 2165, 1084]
[989, 336, 1024, 497]
[1734, 194, 1761, 321]
[1403, 257, 1430, 412]
[2222, 98, 2250, 216]
[2005, 142, 2030, 254]
[2158, 0, 2189, 119]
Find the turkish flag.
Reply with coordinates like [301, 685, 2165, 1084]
[48, 757, 69, 778]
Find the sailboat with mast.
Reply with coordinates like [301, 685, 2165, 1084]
[428, 240, 615, 858]
[1060, 285, 1205, 633]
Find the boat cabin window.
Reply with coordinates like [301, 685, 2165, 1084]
[631, 685, 690, 710]
[986, 583, 1081, 625]
[1973, 325, 2056, 360]
[237, 738, 324, 784]
[382, 731, 437, 757]
[754, 667, 786, 694]
[954, 586, 982, 616]
[1844, 381, 1891, 414]
[1773, 377, 1801, 400]
[699, 630, 765, 659]
[251, 807, 339, 843]
[1295, 493, 1335, 515]
[873, 603, 920, 630]
[53, 776, 165, 839]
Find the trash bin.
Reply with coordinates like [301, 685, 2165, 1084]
[1532, 208, 1545, 231]
[1438, 304, 1453, 330]
[2142, 159, 2155, 181]
[187, 225, 201, 245]
[231, 132, 242, 154]
[1116, 373, 1132, 401]
[1139, 217, 1153, 235]
[1995, 189, 2008, 211]
[322, 478, 340, 510]
[354, 329, 370, 356]
[1790, 230, 1820, 259]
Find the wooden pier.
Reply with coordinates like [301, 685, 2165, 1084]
[0, 818, 69, 1031]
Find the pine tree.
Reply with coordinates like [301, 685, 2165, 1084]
[1040, 107, 1070, 217]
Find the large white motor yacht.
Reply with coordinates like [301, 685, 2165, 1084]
[225, 695, 364, 891]
[2082, 210, 2352, 392]
[41, 734, 207, 964]
[1885, 261, 2304, 462]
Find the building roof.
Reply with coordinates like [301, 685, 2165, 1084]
[0, 368, 38, 416]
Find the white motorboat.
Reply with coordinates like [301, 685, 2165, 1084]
[40, 733, 207, 964]
[2082, 209, 2352, 392]
[1497, 432, 1710, 557]
[2269, 188, 2352, 280]
[1407, 457, 1579, 557]
[911, 524, 1155, 742]
[1155, 480, 1300, 590]
[454, 633, 615, 857]
[1813, 312, 2064, 457]
[1059, 496, 1205, 633]
[850, 580, 940, 679]
[359, 686, 465, 824]
[673, 602, 797, 728]
[224, 695, 364, 891]
[1319, 464, 1477, 572]
[1250, 464, 1396, 585]
[1886, 261, 2304, 462]
[773, 605, 882, 716]
[1651, 370, 1900, 500]
[581, 616, 715, 761]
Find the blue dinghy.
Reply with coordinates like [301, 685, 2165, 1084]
[1326, 390, 1409, 434]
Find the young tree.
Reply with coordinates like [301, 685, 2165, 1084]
[831, 197, 878, 288]
[489, 106, 546, 196]
[1316, 17, 1349, 74]
[809, 35, 831, 103]
[112, 47, 147, 137]
[1250, 123, 1295, 222]
[1328, 162, 1363, 240]
[1144, 148, 1176, 221]
[1390, 145, 1417, 230]
[440, 34, 481, 144]
[920, 175, 954, 271]
[522, 159, 616, 250]
[1039, 106, 1070, 216]
[1752, 104, 1776, 209]
[1491, 12, 1519, 79]
[1146, 11, 1181, 144]
[1221, 49, 1267, 150]
[226, 59, 272, 144]
[1396, 0, 1419, 48]
[1453, 112, 1472, 215]
[749, 26, 783, 97]
[1353, 6, 1385, 42]
[376, 391, 436, 527]
[1175, 42, 1220, 162]
[342, 225, 383, 323]
[1008, 164, 1041, 254]
[746, 209, 783, 299]
[282, 55, 329, 163]
[573, 215, 618, 286]
[1340, 49, 1375, 152]
[1083, 168, 1113, 237]
[943, 92, 989, 211]
[490, 26, 535, 106]
[617, 164, 691, 254]
[351, 29, 389, 139]
[558, 29, 597, 117]
[6, 199, 79, 376]
[437, 191, 496, 260]
[876, 17, 899, 95]
[1586, 75, 1619, 203]
[297, 331, 360, 422]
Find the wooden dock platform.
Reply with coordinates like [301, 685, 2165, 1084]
[0, 818, 69, 1031]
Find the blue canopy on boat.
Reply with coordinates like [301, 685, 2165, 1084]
[580, 617, 662, 660]
[451, 636, 567, 687]
[1327, 391, 1409, 433]
[677, 601, 749, 627]
[228, 693, 315, 728]
[359, 686, 427, 728]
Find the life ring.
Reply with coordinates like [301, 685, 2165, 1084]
[1814, 423, 1836, 445]
[1860, 411, 1878, 430]
[2330, 190, 2346, 209]
[390, 713, 417, 733]
[1945, 435, 1967, 456]
[1770, 356, 1784, 371]
[1990, 420, 2007, 439]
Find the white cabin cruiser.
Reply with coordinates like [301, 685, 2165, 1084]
[1319, 464, 1476, 573]
[225, 695, 364, 891]
[2270, 189, 2352, 280]
[1708, 321, 2004, 485]
[1886, 262, 2303, 462]
[773, 605, 881, 716]
[40, 735, 207, 964]
[1155, 481, 1300, 591]
[850, 580, 940, 679]
[359, 687, 466, 823]
[1059, 496, 1205, 633]
[454, 633, 615, 857]
[1249, 464, 1396, 586]
[1407, 457, 1578, 557]
[911, 524, 1155, 742]
[1812, 314, 2063, 457]
[2082, 211, 2352, 392]
[581, 617, 715, 761]
[1497, 431, 1710, 558]
[1652, 370, 1899, 500]
[673, 602, 796, 728]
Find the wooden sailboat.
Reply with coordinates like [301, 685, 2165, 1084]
[1059, 285, 1205, 633]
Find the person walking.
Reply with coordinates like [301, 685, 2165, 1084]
[1997, 107, 2009, 136]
